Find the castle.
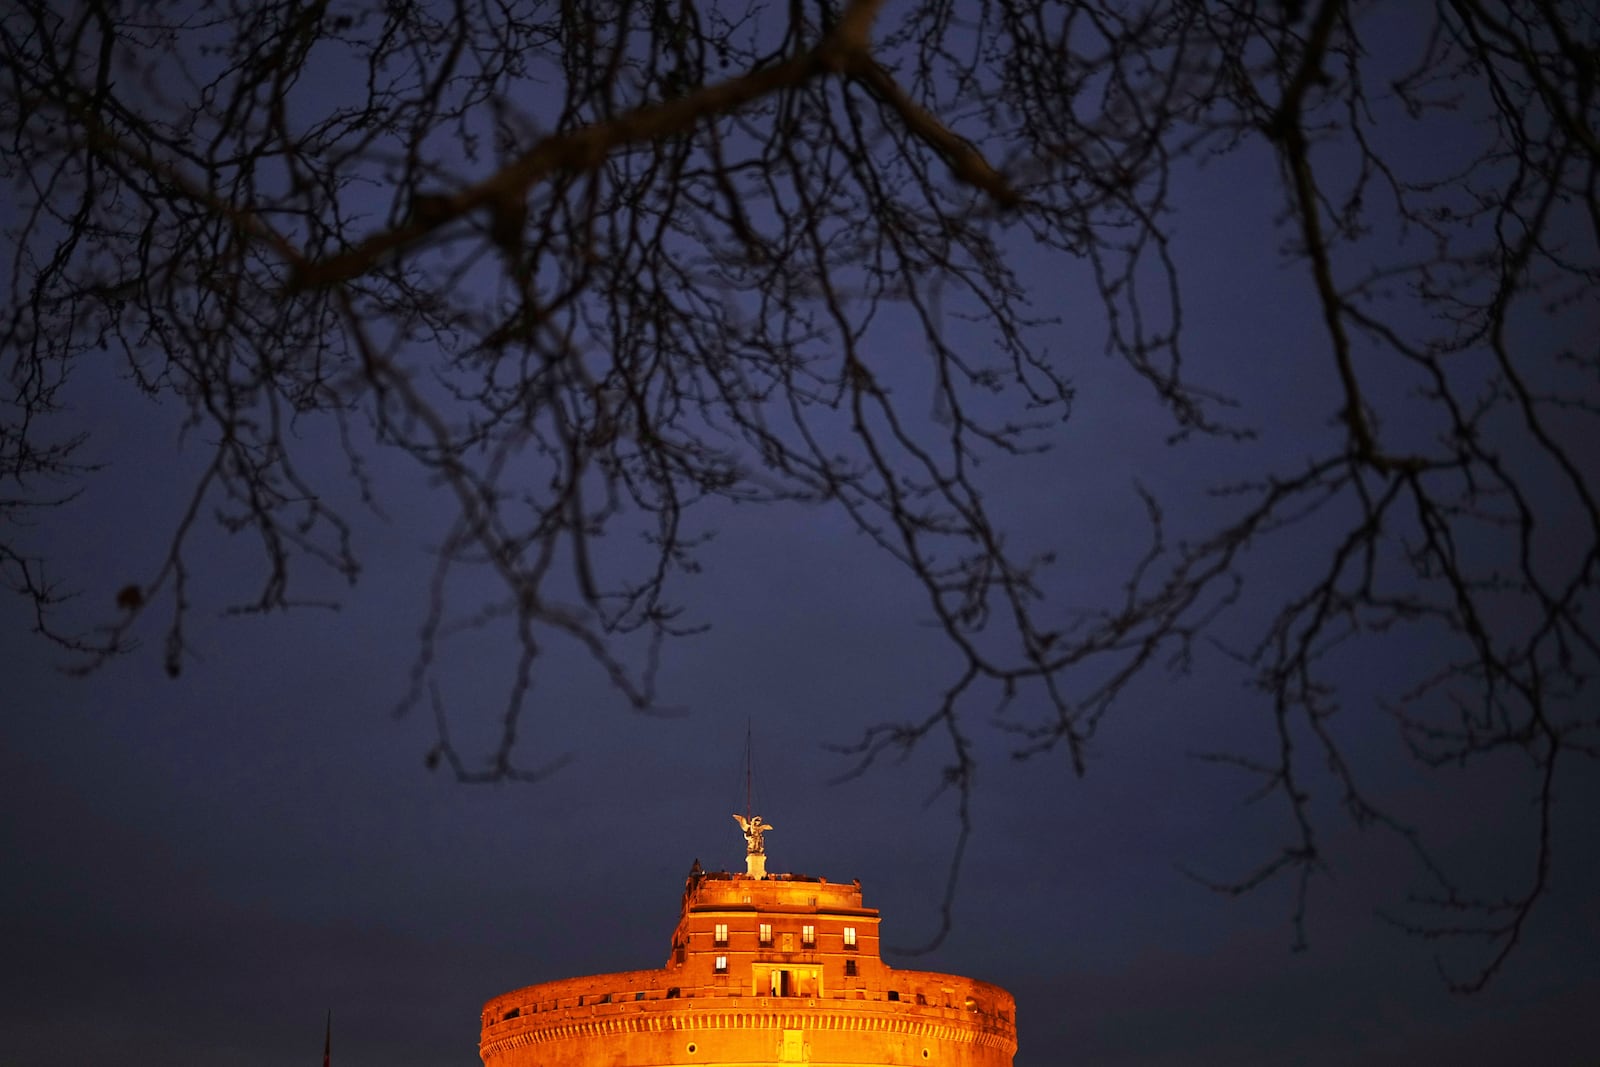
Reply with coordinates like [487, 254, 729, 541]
[479, 814, 1017, 1066]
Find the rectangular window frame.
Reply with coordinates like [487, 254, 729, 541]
[758, 923, 773, 946]
[713, 923, 729, 946]
[714, 955, 728, 975]
[801, 924, 816, 946]
[843, 926, 857, 949]
[844, 959, 858, 977]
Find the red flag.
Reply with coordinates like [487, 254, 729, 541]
[323, 1010, 331, 1067]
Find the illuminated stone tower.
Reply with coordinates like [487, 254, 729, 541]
[479, 819, 1017, 1066]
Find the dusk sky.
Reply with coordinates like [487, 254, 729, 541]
[3, 2, 1598, 1065]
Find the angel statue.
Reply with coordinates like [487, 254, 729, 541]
[733, 814, 773, 855]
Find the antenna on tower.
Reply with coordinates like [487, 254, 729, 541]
[732, 717, 773, 878]
[744, 716, 754, 821]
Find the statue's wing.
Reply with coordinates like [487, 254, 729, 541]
[732, 814, 749, 830]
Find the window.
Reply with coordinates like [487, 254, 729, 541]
[844, 959, 857, 977]
[887, 990, 900, 1002]
[758, 923, 773, 945]
[801, 924, 815, 946]
[714, 956, 728, 975]
[843, 926, 857, 949]
[713, 923, 728, 946]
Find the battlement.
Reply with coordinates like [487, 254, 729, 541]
[682, 870, 866, 910]
[482, 972, 1015, 1032]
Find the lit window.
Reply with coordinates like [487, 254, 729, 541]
[845, 959, 857, 977]
[714, 923, 728, 946]
[714, 956, 728, 974]
[801, 925, 816, 946]
[843, 926, 857, 948]
[759, 923, 773, 945]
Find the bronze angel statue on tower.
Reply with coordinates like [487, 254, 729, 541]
[733, 814, 773, 855]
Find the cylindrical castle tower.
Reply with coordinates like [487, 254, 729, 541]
[479, 821, 1016, 1066]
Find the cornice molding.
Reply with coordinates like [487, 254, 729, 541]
[482, 1005, 1016, 1059]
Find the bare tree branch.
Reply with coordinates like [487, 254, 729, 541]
[2, 0, 1595, 990]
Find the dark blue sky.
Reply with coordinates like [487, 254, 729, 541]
[3, 3, 1599, 1065]
[5, 473, 1598, 1065]
[5, 251, 1596, 1063]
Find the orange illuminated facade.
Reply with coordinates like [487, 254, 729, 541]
[479, 854, 1017, 1066]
